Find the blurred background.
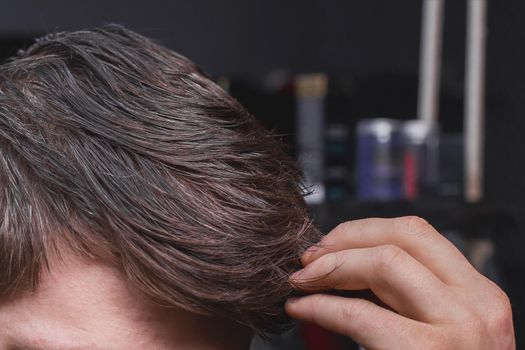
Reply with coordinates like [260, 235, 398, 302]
[1, 0, 524, 349]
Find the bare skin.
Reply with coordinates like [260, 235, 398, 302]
[0, 216, 514, 349]
[286, 216, 516, 349]
[0, 253, 252, 350]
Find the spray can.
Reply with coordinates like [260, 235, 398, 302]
[356, 119, 403, 201]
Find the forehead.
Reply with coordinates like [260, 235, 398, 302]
[0, 254, 207, 350]
[0, 255, 148, 349]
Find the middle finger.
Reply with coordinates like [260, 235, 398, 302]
[291, 245, 454, 323]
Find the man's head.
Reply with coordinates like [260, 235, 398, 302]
[0, 25, 319, 348]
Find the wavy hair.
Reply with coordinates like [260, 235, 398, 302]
[0, 25, 320, 335]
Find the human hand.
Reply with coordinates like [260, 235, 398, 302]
[286, 217, 515, 349]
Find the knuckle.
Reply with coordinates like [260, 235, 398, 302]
[316, 251, 341, 272]
[339, 299, 370, 324]
[302, 252, 344, 287]
[393, 216, 433, 238]
[488, 293, 514, 335]
[495, 289, 512, 309]
[373, 244, 406, 271]
[320, 221, 354, 246]
[334, 220, 354, 235]
[455, 297, 514, 349]
[395, 215, 429, 231]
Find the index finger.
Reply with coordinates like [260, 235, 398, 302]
[285, 294, 432, 350]
[303, 216, 478, 286]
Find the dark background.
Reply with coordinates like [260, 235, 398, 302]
[1, 0, 524, 348]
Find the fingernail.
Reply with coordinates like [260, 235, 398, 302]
[302, 245, 320, 261]
[305, 245, 320, 255]
[287, 297, 300, 304]
[290, 269, 304, 281]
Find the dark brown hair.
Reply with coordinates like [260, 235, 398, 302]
[0, 25, 320, 334]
